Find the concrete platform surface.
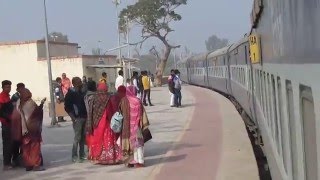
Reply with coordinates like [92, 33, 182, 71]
[0, 85, 258, 180]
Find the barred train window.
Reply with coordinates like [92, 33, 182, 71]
[271, 75, 280, 154]
[277, 77, 288, 174]
[286, 80, 298, 180]
[300, 85, 317, 180]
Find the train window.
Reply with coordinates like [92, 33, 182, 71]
[234, 48, 238, 55]
[265, 73, 271, 128]
[286, 80, 298, 180]
[259, 70, 264, 108]
[244, 46, 248, 64]
[300, 85, 318, 180]
[277, 77, 289, 173]
[262, 72, 270, 126]
[272, 75, 280, 155]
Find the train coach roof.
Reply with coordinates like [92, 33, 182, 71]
[189, 52, 209, 62]
[207, 45, 232, 59]
[177, 56, 189, 65]
[229, 36, 249, 51]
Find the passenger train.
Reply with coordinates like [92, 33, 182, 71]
[177, 0, 320, 180]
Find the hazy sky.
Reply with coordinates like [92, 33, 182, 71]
[0, 0, 253, 55]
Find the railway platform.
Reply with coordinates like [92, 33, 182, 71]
[0, 85, 259, 180]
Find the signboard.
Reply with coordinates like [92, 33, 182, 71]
[249, 34, 261, 64]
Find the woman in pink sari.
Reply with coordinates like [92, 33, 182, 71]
[85, 83, 125, 164]
[120, 85, 151, 168]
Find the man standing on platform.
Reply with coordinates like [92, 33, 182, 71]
[55, 77, 66, 122]
[142, 71, 154, 106]
[115, 70, 124, 90]
[11, 83, 25, 104]
[0, 80, 14, 170]
[61, 73, 72, 96]
[168, 69, 176, 107]
[10, 82, 25, 167]
[64, 77, 87, 163]
[173, 69, 182, 107]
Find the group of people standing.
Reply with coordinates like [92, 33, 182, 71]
[129, 71, 154, 106]
[64, 72, 152, 168]
[168, 69, 182, 107]
[0, 80, 46, 171]
[0, 69, 153, 172]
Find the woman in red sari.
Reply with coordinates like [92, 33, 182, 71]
[18, 88, 45, 171]
[85, 83, 126, 164]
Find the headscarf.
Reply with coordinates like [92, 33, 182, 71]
[126, 85, 137, 97]
[117, 85, 127, 98]
[97, 83, 108, 91]
[19, 88, 32, 104]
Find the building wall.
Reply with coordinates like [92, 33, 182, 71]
[82, 56, 118, 92]
[37, 57, 85, 100]
[0, 41, 117, 102]
[0, 43, 40, 98]
[37, 42, 78, 58]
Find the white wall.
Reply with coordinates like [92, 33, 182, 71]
[0, 43, 40, 99]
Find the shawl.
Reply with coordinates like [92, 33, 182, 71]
[91, 91, 110, 132]
[120, 86, 150, 158]
[84, 91, 96, 134]
[19, 99, 43, 140]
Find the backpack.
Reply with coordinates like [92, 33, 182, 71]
[110, 111, 123, 133]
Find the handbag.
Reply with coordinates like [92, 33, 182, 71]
[110, 111, 123, 133]
[142, 128, 152, 143]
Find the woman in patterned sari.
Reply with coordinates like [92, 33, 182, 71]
[85, 83, 125, 164]
[18, 88, 45, 171]
[120, 85, 151, 168]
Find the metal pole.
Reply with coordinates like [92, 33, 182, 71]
[43, 0, 57, 126]
[114, 0, 125, 82]
[126, 17, 131, 77]
[174, 48, 177, 69]
[116, 2, 122, 65]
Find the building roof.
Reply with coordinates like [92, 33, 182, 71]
[0, 40, 79, 46]
[37, 54, 117, 61]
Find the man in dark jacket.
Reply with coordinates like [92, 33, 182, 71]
[64, 77, 87, 163]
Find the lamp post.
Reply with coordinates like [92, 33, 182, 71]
[43, 0, 57, 126]
[173, 48, 177, 69]
[112, 0, 122, 65]
[124, 16, 132, 77]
